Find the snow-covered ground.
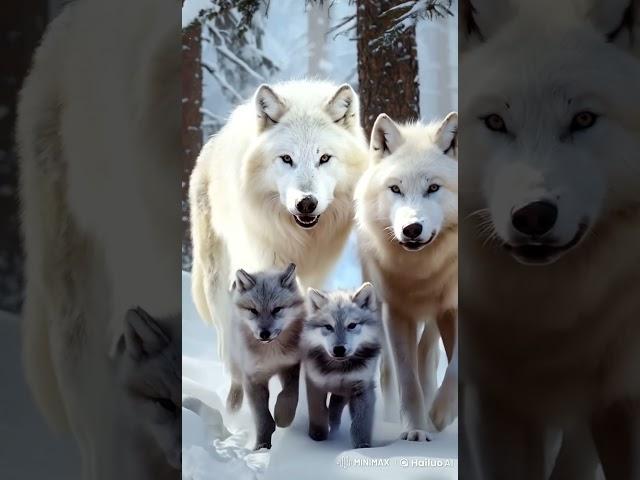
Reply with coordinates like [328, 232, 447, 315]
[181, 235, 458, 480]
[0, 311, 79, 478]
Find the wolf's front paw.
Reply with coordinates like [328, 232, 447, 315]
[428, 377, 458, 432]
[353, 442, 371, 449]
[274, 391, 298, 428]
[400, 429, 431, 442]
[254, 441, 272, 450]
[309, 423, 328, 441]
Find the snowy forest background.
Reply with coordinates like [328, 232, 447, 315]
[181, 0, 458, 270]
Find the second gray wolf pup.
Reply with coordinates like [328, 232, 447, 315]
[229, 263, 306, 450]
[302, 283, 382, 449]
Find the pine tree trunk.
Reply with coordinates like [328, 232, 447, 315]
[307, 1, 330, 78]
[1, 0, 48, 312]
[182, 21, 202, 269]
[356, 0, 421, 139]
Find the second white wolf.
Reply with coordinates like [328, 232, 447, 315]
[355, 112, 459, 441]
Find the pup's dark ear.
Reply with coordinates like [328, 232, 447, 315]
[352, 282, 377, 311]
[235, 269, 257, 292]
[124, 307, 169, 360]
[255, 84, 287, 131]
[370, 113, 404, 162]
[280, 263, 297, 290]
[437, 112, 458, 159]
[324, 84, 357, 129]
[307, 288, 329, 312]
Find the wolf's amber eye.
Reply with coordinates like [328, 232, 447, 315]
[389, 185, 402, 195]
[570, 111, 598, 132]
[271, 307, 282, 315]
[280, 155, 294, 166]
[427, 184, 440, 194]
[483, 114, 507, 133]
[324, 324, 334, 332]
[248, 308, 259, 315]
[347, 322, 358, 330]
[319, 154, 332, 165]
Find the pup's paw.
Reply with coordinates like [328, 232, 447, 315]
[308, 424, 328, 441]
[254, 441, 272, 450]
[400, 429, 431, 442]
[226, 384, 243, 413]
[428, 378, 458, 432]
[274, 391, 298, 428]
[353, 442, 371, 449]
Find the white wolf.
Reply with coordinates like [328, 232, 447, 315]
[189, 80, 368, 396]
[17, 0, 180, 477]
[355, 113, 458, 441]
[460, 0, 640, 478]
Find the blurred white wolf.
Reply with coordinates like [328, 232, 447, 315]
[460, 0, 640, 478]
[17, 0, 180, 478]
[189, 80, 368, 384]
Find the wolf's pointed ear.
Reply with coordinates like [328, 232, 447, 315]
[255, 84, 287, 131]
[463, 0, 517, 47]
[325, 84, 357, 129]
[581, 0, 637, 46]
[307, 288, 329, 312]
[436, 112, 458, 159]
[235, 269, 257, 292]
[280, 263, 297, 290]
[352, 282, 377, 311]
[124, 307, 169, 361]
[370, 114, 404, 162]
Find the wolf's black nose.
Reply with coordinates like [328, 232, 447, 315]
[402, 222, 423, 239]
[333, 345, 346, 357]
[512, 201, 558, 236]
[296, 195, 318, 214]
[259, 330, 271, 341]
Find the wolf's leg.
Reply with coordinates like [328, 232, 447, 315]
[429, 309, 458, 431]
[417, 320, 439, 412]
[349, 387, 375, 448]
[306, 376, 329, 441]
[274, 363, 300, 428]
[386, 306, 429, 441]
[549, 423, 599, 480]
[244, 378, 275, 450]
[328, 394, 348, 434]
[591, 399, 640, 480]
[464, 386, 549, 480]
[226, 359, 244, 413]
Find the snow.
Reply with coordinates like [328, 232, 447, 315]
[182, 0, 212, 29]
[181, 234, 458, 480]
[0, 311, 78, 477]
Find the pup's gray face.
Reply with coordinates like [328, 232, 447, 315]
[116, 308, 181, 470]
[232, 264, 304, 342]
[305, 284, 380, 358]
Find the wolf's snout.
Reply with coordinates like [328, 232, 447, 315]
[332, 345, 347, 357]
[402, 222, 423, 239]
[296, 195, 318, 214]
[511, 201, 558, 236]
[259, 329, 271, 341]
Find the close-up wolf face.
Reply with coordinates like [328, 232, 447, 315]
[245, 82, 364, 230]
[461, 1, 640, 265]
[230, 264, 305, 342]
[357, 114, 458, 252]
[304, 283, 380, 359]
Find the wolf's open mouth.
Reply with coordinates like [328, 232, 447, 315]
[504, 223, 588, 265]
[399, 230, 436, 251]
[294, 214, 320, 229]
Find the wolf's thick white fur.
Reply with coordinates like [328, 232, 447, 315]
[17, 0, 179, 478]
[355, 114, 459, 441]
[189, 80, 368, 371]
[460, 1, 640, 478]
